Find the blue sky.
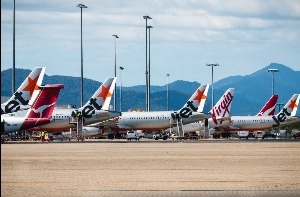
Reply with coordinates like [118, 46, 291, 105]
[1, 0, 300, 87]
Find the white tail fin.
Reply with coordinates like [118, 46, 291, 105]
[277, 94, 299, 117]
[78, 77, 115, 118]
[290, 94, 300, 116]
[1, 67, 46, 114]
[175, 84, 208, 119]
[28, 67, 46, 106]
[210, 88, 234, 125]
[256, 95, 278, 116]
[102, 78, 117, 111]
[272, 94, 299, 127]
[197, 84, 209, 113]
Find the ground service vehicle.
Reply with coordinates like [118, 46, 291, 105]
[126, 131, 140, 141]
[184, 132, 199, 140]
[153, 132, 168, 140]
[293, 132, 300, 139]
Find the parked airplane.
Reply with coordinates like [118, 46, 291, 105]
[169, 88, 234, 134]
[82, 84, 210, 137]
[226, 94, 299, 132]
[1, 84, 64, 134]
[1, 67, 46, 114]
[209, 94, 278, 137]
[173, 92, 278, 137]
[210, 93, 278, 130]
[27, 77, 120, 132]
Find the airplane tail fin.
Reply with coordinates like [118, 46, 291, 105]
[197, 84, 210, 113]
[277, 94, 300, 117]
[80, 77, 116, 111]
[28, 67, 46, 106]
[209, 88, 234, 119]
[1, 67, 46, 114]
[291, 94, 300, 116]
[25, 84, 64, 119]
[102, 77, 117, 111]
[256, 95, 278, 116]
[178, 84, 208, 114]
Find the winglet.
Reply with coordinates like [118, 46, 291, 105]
[256, 95, 278, 116]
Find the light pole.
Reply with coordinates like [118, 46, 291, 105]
[147, 25, 153, 111]
[166, 73, 170, 111]
[143, 15, 152, 111]
[276, 102, 284, 135]
[77, 3, 87, 107]
[268, 69, 279, 95]
[112, 34, 119, 111]
[12, 0, 16, 93]
[276, 103, 284, 113]
[206, 64, 219, 109]
[119, 66, 124, 111]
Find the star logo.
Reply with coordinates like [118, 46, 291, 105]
[97, 84, 111, 101]
[193, 89, 206, 104]
[22, 76, 40, 97]
[106, 90, 113, 98]
[288, 99, 298, 110]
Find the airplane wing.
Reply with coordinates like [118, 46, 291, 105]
[85, 117, 133, 130]
[182, 112, 207, 125]
[91, 110, 121, 122]
[215, 116, 232, 127]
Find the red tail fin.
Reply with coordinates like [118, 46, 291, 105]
[26, 84, 64, 119]
[256, 95, 278, 116]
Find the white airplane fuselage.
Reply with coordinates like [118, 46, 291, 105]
[171, 115, 299, 134]
[1, 116, 28, 133]
[117, 111, 172, 130]
[1, 101, 51, 134]
[28, 108, 120, 132]
[2, 117, 54, 134]
[170, 117, 231, 133]
[114, 111, 205, 131]
[228, 115, 299, 131]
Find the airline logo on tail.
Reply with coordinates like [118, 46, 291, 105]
[78, 78, 115, 119]
[32, 103, 56, 118]
[172, 84, 208, 120]
[210, 88, 234, 125]
[20, 84, 64, 129]
[3, 92, 30, 113]
[256, 95, 278, 116]
[2, 67, 45, 114]
[272, 94, 299, 127]
[102, 78, 117, 111]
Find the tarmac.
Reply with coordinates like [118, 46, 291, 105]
[1, 139, 300, 197]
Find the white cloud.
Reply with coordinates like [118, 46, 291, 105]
[1, 0, 300, 86]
